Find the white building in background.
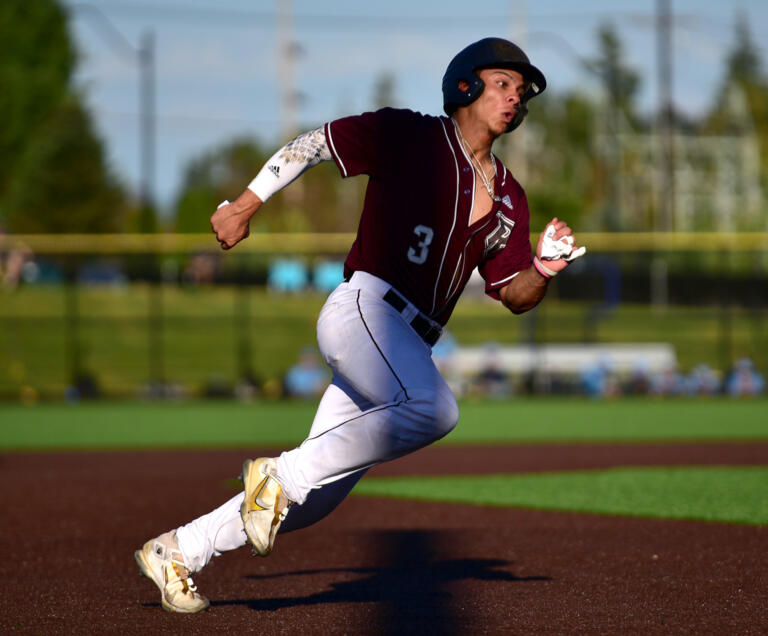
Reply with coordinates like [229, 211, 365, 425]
[599, 87, 764, 232]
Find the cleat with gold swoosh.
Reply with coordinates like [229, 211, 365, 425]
[239, 457, 292, 556]
[134, 530, 209, 613]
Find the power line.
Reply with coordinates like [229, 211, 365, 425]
[85, 109, 280, 128]
[64, 2, 735, 30]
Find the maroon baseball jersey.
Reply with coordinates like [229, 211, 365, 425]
[325, 108, 533, 326]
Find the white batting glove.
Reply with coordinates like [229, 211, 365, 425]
[539, 224, 586, 262]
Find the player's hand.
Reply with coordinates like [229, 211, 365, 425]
[210, 192, 261, 250]
[534, 217, 586, 277]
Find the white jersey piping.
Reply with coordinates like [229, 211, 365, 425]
[490, 270, 522, 287]
[450, 120, 478, 228]
[444, 253, 463, 301]
[444, 210, 496, 303]
[325, 122, 347, 177]
[432, 119, 461, 315]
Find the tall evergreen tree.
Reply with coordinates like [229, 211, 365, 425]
[0, 0, 74, 194]
[725, 13, 763, 85]
[5, 98, 124, 233]
[0, 0, 126, 232]
[588, 22, 641, 126]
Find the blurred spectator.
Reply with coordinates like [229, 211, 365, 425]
[725, 358, 765, 397]
[284, 346, 330, 399]
[431, 330, 464, 397]
[581, 356, 619, 399]
[1, 236, 33, 291]
[650, 365, 686, 397]
[184, 253, 219, 285]
[431, 329, 458, 373]
[204, 374, 233, 399]
[78, 261, 127, 287]
[17, 258, 63, 285]
[473, 343, 511, 399]
[234, 372, 261, 402]
[623, 358, 651, 396]
[685, 363, 722, 396]
[65, 371, 101, 403]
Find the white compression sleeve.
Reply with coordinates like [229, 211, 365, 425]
[248, 127, 332, 202]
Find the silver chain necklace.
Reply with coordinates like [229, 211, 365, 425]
[452, 118, 501, 202]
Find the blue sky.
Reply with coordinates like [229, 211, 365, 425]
[63, 0, 768, 213]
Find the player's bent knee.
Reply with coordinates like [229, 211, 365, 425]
[408, 387, 458, 440]
[434, 391, 459, 438]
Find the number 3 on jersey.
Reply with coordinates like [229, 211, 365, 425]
[407, 225, 434, 265]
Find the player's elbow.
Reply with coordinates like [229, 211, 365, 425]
[503, 297, 537, 315]
[501, 289, 536, 314]
[500, 271, 548, 314]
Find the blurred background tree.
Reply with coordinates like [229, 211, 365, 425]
[524, 17, 765, 234]
[169, 72, 401, 234]
[162, 14, 765, 237]
[0, 0, 127, 233]
[172, 137, 347, 233]
[525, 91, 596, 232]
[372, 71, 397, 110]
[589, 22, 642, 127]
[703, 13, 768, 189]
[4, 98, 125, 233]
[174, 139, 269, 233]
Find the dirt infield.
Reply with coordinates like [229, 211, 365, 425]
[2, 443, 766, 634]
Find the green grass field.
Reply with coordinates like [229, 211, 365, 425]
[1, 398, 766, 525]
[1, 398, 767, 450]
[354, 467, 768, 525]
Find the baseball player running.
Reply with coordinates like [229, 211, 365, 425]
[135, 37, 585, 613]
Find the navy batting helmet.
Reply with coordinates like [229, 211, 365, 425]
[442, 37, 546, 132]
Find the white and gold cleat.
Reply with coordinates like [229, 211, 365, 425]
[134, 530, 209, 613]
[239, 457, 292, 556]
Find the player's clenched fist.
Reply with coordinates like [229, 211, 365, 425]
[210, 200, 250, 250]
[533, 217, 586, 278]
[210, 190, 262, 250]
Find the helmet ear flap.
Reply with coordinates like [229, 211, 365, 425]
[462, 73, 486, 104]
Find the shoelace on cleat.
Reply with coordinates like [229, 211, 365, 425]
[169, 560, 199, 595]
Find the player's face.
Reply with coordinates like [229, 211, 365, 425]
[474, 68, 529, 135]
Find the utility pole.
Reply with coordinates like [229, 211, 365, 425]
[138, 29, 156, 229]
[276, 0, 302, 203]
[277, 0, 299, 142]
[73, 5, 163, 390]
[508, 2, 529, 183]
[73, 5, 156, 221]
[656, 0, 674, 232]
[652, 0, 674, 312]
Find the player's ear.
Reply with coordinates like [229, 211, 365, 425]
[458, 80, 469, 93]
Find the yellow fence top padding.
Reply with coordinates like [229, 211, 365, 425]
[1, 232, 767, 254]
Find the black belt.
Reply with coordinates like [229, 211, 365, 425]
[383, 289, 442, 346]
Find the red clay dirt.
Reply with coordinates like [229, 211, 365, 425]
[2, 442, 766, 635]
